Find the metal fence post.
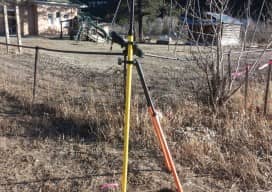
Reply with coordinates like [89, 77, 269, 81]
[264, 60, 272, 115]
[60, 21, 63, 39]
[244, 65, 249, 113]
[32, 46, 39, 104]
[228, 50, 231, 90]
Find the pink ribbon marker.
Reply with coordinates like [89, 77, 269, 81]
[232, 71, 244, 78]
[259, 60, 272, 70]
[259, 63, 269, 70]
[232, 64, 253, 78]
[100, 183, 119, 191]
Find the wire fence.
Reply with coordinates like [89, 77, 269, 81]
[1, 41, 215, 152]
[1, 39, 272, 116]
[1, 38, 272, 191]
[0, 41, 128, 139]
[1, 42, 272, 131]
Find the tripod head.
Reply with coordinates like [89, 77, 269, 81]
[110, 31, 144, 58]
[110, 31, 127, 48]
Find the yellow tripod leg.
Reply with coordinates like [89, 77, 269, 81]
[121, 35, 134, 192]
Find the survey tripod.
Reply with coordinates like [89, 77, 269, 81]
[110, 2, 184, 191]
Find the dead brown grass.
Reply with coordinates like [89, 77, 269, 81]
[0, 42, 272, 191]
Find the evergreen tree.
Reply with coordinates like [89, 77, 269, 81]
[229, 0, 272, 21]
[118, 0, 170, 40]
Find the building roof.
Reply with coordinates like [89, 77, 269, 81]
[181, 12, 242, 26]
[180, 16, 216, 26]
[206, 12, 242, 25]
[31, 0, 80, 7]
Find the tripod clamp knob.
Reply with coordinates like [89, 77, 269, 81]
[118, 58, 123, 65]
[117, 58, 138, 66]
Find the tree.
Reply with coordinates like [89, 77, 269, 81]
[137, 0, 144, 41]
[176, 0, 272, 21]
[74, 0, 169, 39]
[119, 0, 170, 40]
[174, 0, 272, 109]
[228, 0, 272, 21]
[136, 0, 162, 41]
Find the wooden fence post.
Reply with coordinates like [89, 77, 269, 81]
[264, 60, 272, 115]
[15, 5, 22, 53]
[32, 46, 39, 104]
[3, 4, 10, 53]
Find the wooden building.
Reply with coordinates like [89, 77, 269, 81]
[0, 0, 79, 36]
[181, 12, 242, 46]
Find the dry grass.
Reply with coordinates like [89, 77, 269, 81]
[0, 40, 272, 191]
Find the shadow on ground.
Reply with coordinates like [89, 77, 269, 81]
[0, 90, 110, 142]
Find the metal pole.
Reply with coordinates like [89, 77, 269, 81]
[264, 60, 272, 115]
[228, 50, 231, 90]
[96, 20, 99, 44]
[60, 21, 63, 39]
[135, 60, 183, 192]
[121, 0, 134, 191]
[134, 60, 170, 170]
[244, 65, 249, 113]
[123, 55, 127, 108]
[32, 46, 39, 103]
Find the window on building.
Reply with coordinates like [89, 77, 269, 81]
[56, 12, 61, 24]
[56, 12, 60, 18]
[63, 14, 69, 27]
[88, 1, 108, 8]
[7, 10, 15, 17]
[48, 14, 53, 25]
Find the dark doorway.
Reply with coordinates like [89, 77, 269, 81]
[8, 9, 16, 35]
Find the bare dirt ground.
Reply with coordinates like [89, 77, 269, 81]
[0, 37, 272, 191]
